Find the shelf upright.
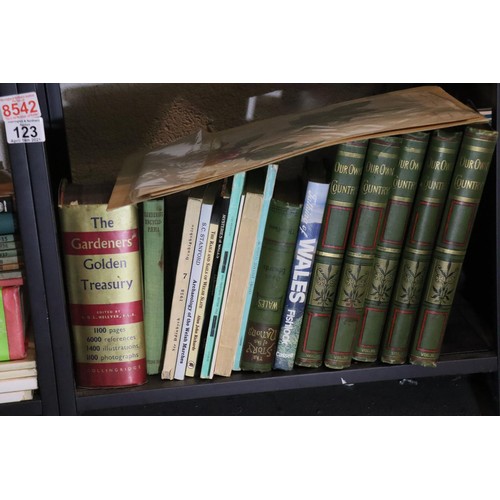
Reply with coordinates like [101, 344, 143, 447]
[0, 83, 60, 415]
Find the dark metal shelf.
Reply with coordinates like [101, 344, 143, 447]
[75, 351, 497, 413]
[0, 395, 43, 416]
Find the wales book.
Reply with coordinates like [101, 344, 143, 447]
[352, 131, 430, 363]
[273, 160, 329, 371]
[239, 181, 303, 372]
[380, 128, 463, 364]
[142, 198, 165, 375]
[410, 125, 498, 367]
[294, 140, 368, 368]
[323, 136, 402, 370]
[58, 180, 147, 388]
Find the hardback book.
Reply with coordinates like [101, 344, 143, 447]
[0, 213, 16, 235]
[233, 164, 279, 370]
[294, 140, 368, 368]
[58, 180, 147, 388]
[200, 172, 246, 379]
[380, 129, 463, 364]
[239, 183, 303, 372]
[410, 125, 498, 367]
[352, 131, 430, 363]
[185, 190, 226, 377]
[161, 185, 205, 380]
[214, 167, 272, 377]
[0, 249, 22, 259]
[174, 181, 221, 380]
[273, 161, 330, 371]
[142, 197, 165, 375]
[323, 136, 402, 370]
[0, 277, 27, 361]
[0, 389, 33, 404]
[0, 270, 23, 280]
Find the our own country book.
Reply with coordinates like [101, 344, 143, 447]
[294, 140, 368, 368]
[214, 167, 272, 377]
[323, 136, 402, 370]
[200, 172, 246, 379]
[185, 192, 226, 377]
[233, 164, 278, 371]
[174, 181, 220, 380]
[58, 181, 147, 387]
[410, 125, 498, 367]
[142, 198, 165, 375]
[161, 185, 205, 380]
[273, 161, 329, 371]
[380, 129, 463, 364]
[352, 131, 430, 363]
[239, 181, 303, 372]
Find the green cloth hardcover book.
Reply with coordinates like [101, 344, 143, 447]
[409, 125, 498, 367]
[240, 192, 303, 372]
[352, 132, 430, 363]
[294, 140, 368, 368]
[323, 136, 401, 370]
[380, 129, 463, 364]
[142, 198, 165, 374]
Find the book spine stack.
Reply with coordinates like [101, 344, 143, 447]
[273, 177, 329, 371]
[294, 140, 368, 368]
[240, 198, 303, 372]
[353, 132, 430, 363]
[409, 126, 498, 367]
[323, 136, 402, 370]
[380, 129, 463, 364]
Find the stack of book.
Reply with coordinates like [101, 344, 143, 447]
[152, 123, 498, 379]
[0, 344, 37, 404]
[0, 168, 29, 369]
[59, 121, 498, 387]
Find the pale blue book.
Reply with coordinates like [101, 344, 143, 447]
[200, 172, 246, 379]
[273, 164, 330, 371]
[233, 164, 278, 370]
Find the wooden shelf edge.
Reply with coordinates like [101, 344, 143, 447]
[76, 352, 498, 413]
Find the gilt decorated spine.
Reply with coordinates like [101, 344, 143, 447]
[323, 136, 401, 370]
[294, 140, 367, 368]
[409, 126, 498, 367]
[380, 129, 463, 364]
[353, 132, 430, 362]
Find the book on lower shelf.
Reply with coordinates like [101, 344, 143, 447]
[380, 128, 463, 364]
[239, 180, 303, 372]
[58, 180, 147, 388]
[273, 159, 330, 371]
[142, 197, 165, 375]
[409, 125, 498, 367]
[214, 166, 277, 377]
